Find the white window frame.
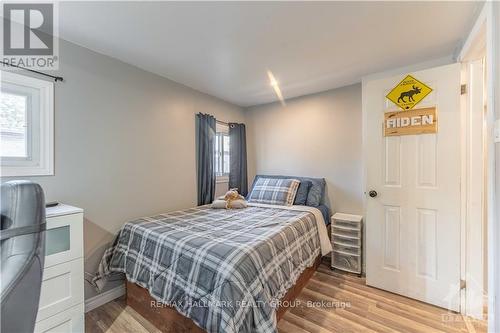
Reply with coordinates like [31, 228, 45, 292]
[1, 71, 54, 176]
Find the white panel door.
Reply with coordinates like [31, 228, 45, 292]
[364, 63, 461, 310]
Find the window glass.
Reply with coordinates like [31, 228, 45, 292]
[223, 135, 230, 174]
[0, 91, 28, 158]
[215, 134, 221, 174]
[215, 132, 230, 176]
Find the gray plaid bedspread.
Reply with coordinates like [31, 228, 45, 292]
[93, 205, 321, 333]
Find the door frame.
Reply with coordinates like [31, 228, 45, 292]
[458, 2, 498, 330]
[458, 5, 487, 320]
[459, 60, 486, 319]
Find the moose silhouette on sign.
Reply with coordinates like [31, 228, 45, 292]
[397, 85, 422, 103]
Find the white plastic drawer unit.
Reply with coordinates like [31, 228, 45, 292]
[35, 204, 84, 333]
[331, 213, 363, 275]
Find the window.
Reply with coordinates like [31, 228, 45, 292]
[1, 71, 54, 176]
[215, 123, 230, 180]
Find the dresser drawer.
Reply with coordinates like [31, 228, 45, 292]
[333, 243, 361, 256]
[331, 234, 361, 247]
[36, 259, 84, 322]
[35, 303, 84, 333]
[45, 213, 83, 268]
[332, 251, 361, 274]
[333, 218, 361, 229]
[332, 225, 361, 239]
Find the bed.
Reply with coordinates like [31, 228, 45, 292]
[93, 177, 332, 333]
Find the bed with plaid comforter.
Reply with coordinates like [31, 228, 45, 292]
[93, 204, 323, 333]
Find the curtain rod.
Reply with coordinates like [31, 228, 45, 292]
[1, 61, 64, 82]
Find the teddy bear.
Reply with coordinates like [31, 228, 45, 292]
[224, 188, 246, 209]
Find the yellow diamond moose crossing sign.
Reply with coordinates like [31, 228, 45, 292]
[386, 75, 433, 110]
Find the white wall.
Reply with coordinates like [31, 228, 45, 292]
[245, 84, 363, 215]
[1, 39, 245, 300]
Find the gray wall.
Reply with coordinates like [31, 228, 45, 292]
[245, 84, 363, 215]
[1, 39, 245, 299]
[492, 2, 500, 329]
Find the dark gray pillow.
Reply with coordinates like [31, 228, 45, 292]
[294, 180, 312, 205]
[305, 178, 326, 207]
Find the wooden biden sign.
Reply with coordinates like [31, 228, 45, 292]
[384, 107, 437, 136]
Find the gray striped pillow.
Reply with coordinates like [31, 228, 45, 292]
[247, 178, 300, 206]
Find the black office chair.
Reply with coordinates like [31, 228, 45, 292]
[1, 180, 46, 333]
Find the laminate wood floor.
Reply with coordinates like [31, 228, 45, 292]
[85, 262, 487, 333]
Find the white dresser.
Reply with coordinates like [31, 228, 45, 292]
[34, 204, 84, 333]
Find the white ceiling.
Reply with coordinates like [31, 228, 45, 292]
[58, 2, 481, 107]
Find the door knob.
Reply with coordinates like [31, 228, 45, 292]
[369, 190, 378, 198]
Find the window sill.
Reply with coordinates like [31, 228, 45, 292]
[216, 176, 229, 184]
[0, 164, 54, 177]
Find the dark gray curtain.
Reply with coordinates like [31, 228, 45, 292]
[228, 123, 248, 196]
[196, 113, 216, 205]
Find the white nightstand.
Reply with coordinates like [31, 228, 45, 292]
[34, 204, 84, 333]
[331, 213, 362, 275]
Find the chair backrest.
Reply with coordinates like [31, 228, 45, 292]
[1, 180, 46, 333]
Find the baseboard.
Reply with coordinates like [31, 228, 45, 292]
[85, 284, 126, 313]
